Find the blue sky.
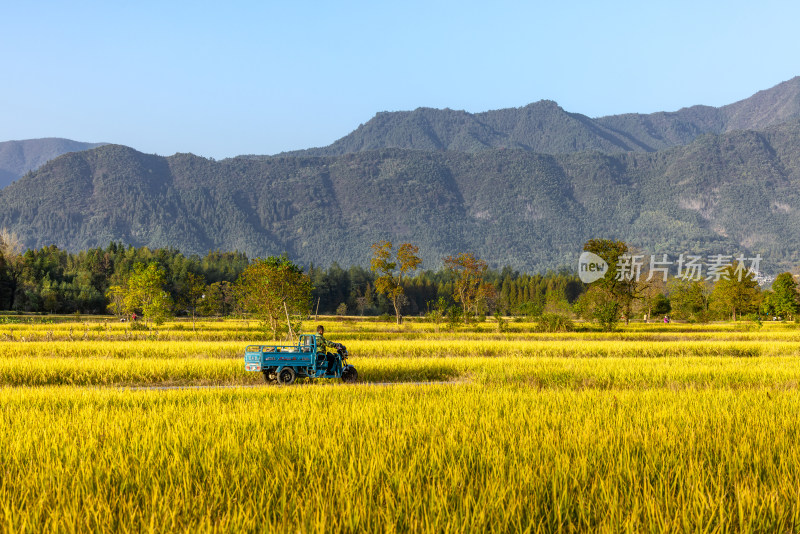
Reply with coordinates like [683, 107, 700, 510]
[2, 1, 798, 159]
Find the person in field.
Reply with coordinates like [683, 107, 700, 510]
[315, 325, 341, 375]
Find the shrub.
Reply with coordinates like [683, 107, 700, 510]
[593, 302, 620, 332]
[447, 306, 463, 328]
[535, 313, 574, 333]
[494, 310, 508, 333]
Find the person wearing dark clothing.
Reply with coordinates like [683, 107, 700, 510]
[315, 325, 340, 375]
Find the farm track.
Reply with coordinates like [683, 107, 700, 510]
[122, 380, 466, 391]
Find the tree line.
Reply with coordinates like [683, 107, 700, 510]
[0, 232, 585, 323]
[574, 239, 800, 330]
[1, 230, 797, 332]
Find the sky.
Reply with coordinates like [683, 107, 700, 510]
[2, 0, 799, 159]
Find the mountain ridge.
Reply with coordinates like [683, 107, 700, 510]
[0, 138, 107, 189]
[281, 77, 800, 157]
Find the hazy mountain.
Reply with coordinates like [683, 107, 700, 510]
[2, 117, 800, 273]
[290, 77, 800, 156]
[0, 138, 106, 189]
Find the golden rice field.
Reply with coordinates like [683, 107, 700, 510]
[2, 316, 800, 532]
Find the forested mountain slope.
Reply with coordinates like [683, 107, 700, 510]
[2, 118, 799, 272]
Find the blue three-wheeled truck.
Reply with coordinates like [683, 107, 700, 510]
[244, 334, 358, 385]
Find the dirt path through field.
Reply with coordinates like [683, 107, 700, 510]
[122, 380, 465, 391]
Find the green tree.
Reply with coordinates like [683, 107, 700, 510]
[575, 286, 620, 331]
[709, 264, 761, 321]
[353, 282, 374, 316]
[580, 239, 646, 327]
[0, 251, 11, 309]
[235, 256, 312, 340]
[668, 278, 711, 321]
[639, 277, 667, 321]
[650, 293, 672, 316]
[768, 272, 799, 320]
[426, 296, 448, 333]
[201, 281, 234, 317]
[124, 263, 173, 327]
[178, 272, 207, 331]
[0, 229, 24, 310]
[370, 241, 422, 324]
[106, 284, 127, 319]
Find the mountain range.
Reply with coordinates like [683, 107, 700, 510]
[2, 78, 800, 273]
[288, 77, 800, 156]
[0, 138, 106, 189]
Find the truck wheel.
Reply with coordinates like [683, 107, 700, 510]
[341, 365, 358, 383]
[277, 367, 296, 386]
[263, 370, 277, 384]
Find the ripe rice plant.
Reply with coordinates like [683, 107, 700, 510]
[4, 317, 799, 343]
[3, 354, 800, 388]
[1, 386, 800, 532]
[3, 316, 800, 531]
